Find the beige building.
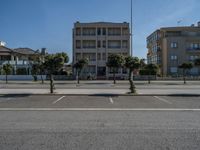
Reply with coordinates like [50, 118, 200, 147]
[147, 22, 200, 76]
[73, 22, 130, 79]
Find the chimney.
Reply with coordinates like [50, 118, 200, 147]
[41, 48, 47, 55]
[0, 41, 6, 46]
[198, 21, 200, 27]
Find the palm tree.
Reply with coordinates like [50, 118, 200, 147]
[43, 53, 68, 93]
[144, 64, 159, 84]
[178, 63, 193, 84]
[73, 58, 88, 84]
[106, 54, 125, 84]
[140, 58, 146, 69]
[125, 56, 140, 93]
[2, 64, 12, 84]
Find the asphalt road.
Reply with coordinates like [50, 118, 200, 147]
[0, 95, 200, 149]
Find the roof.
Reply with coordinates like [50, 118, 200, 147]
[0, 46, 14, 53]
[74, 21, 129, 27]
[14, 48, 39, 55]
[160, 26, 200, 32]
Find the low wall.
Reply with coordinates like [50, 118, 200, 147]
[0, 75, 46, 81]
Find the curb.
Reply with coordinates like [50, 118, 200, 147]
[0, 93, 200, 97]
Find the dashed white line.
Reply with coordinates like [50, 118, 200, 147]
[52, 96, 66, 104]
[153, 96, 172, 104]
[109, 97, 114, 104]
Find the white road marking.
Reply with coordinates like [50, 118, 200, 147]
[109, 97, 114, 104]
[153, 96, 172, 104]
[0, 108, 200, 111]
[52, 96, 66, 104]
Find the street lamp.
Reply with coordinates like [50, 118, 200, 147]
[130, 0, 133, 57]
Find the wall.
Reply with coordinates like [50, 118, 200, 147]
[0, 75, 46, 81]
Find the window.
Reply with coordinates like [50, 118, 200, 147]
[108, 40, 121, 48]
[170, 67, 177, 73]
[108, 28, 121, 36]
[122, 28, 129, 35]
[188, 55, 198, 61]
[102, 28, 106, 35]
[82, 28, 96, 36]
[103, 41, 106, 48]
[189, 43, 200, 50]
[98, 53, 101, 60]
[76, 53, 81, 61]
[102, 53, 106, 60]
[97, 28, 101, 35]
[171, 42, 178, 48]
[76, 40, 81, 49]
[170, 55, 177, 60]
[122, 40, 128, 48]
[194, 43, 199, 49]
[82, 40, 96, 49]
[122, 67, 127, 74]
[98, 41, 101, 48]
[76, 28, 81, 36]
[83, 53, 96, 61]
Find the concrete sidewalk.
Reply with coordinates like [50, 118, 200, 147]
[0, 89, 129, 95]
[0, 88, 200, 96]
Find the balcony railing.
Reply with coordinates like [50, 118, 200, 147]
[0, 60, 33, 65]
[186, 48, 200, 52]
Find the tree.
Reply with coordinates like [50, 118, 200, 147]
[32, 61, 45, 83]
[125, 56, 140, 93]
[55, 52, 69, 63]
[194, 58, 200, 75]
[106, 54, 125, 84]
[140, 58, 146, 69]
[73, 58, 88, 84]
[2, 64, 12, 84]
[142, 64, 159, 84]
[31, 64, 40, 82]
[43, 53, 68, 93]
[178, 63, 193, 84]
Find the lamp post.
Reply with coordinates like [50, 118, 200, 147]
[131, 0, 133, 56]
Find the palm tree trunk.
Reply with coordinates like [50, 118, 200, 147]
[50, 74, 54, 93]
[6, 74, 8, 84]
[129, 69, 136, 93]
[77, 71, 80, 84]
[183, 69, 186, 84]
[148, 72, 151, 84]
[113, 68, 116, 84]
[41, 72, 44, 84]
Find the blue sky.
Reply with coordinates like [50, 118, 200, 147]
[0, 0, 199, 62]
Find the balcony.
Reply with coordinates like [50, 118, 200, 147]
[186, 48, 200, 52]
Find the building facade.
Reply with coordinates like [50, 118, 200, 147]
[73, 22, 130, 79]
[0, 41, 44, 75]
[147, 22, 200, 76]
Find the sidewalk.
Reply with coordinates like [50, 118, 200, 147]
[0, 89, 129, 95]
[0, 88, 200, 96]
[0, 80, 200, 96]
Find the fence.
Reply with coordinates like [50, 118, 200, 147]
[0, 75, 46, 81]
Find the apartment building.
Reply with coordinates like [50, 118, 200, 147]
[147, 22, 200, 76]
[73, 22, 130, 79]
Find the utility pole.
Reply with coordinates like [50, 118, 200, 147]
[131, 0, 133, 56]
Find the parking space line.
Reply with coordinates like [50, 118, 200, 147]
[52, 96, 66, 104]
[153, 96, 172, 104]
[109, 97, 114, 104]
